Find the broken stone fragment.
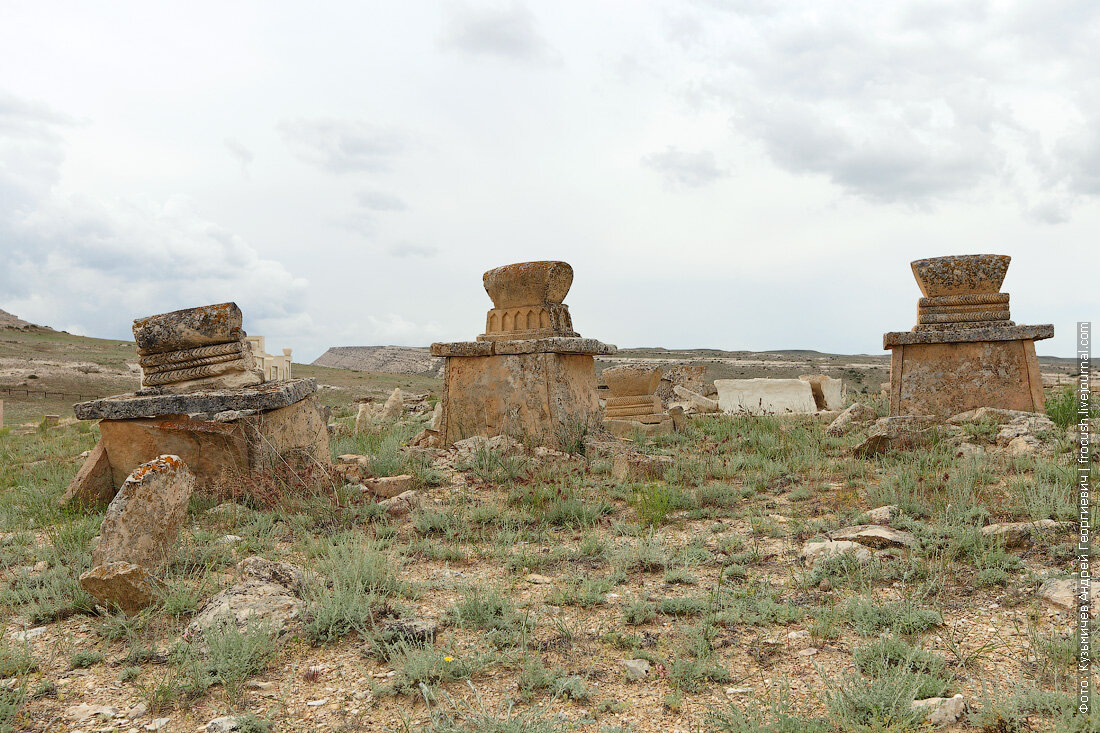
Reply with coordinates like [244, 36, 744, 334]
[79, 561, 160, 614]
[799, 540, 872, 566]
[672, 385, 719, 413]
[828, 524, 917, 550]
[853, 416, 936, 457]
[187, 557, 311, 637]
[859, 505, 898, 525]
[132, 302, 245, 355]
[91, 455, 194, 570]
[611, 452, 673, 482]
[911, 694, 968, 725]
[946, 407, 1037, 425]
[621, 658, 650, 680]
[381, 388, 404, 420]
[60, 441, 115, 506]
[826, 403, 876, 436]
[1038, 578, 1085, 612]
[981, 519, 1067, 548]
[377, 490, 425, 517]
[359, 474, 416, 499]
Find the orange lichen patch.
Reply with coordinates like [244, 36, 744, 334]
[123, 454, 184, 484]
[150, 416, 238, 436]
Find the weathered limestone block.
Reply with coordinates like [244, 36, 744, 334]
[798, 375, 844, 410]
[78, 562, 159, 615]
[655, 365, 706, 407]
[714, 378, 817, 415]
[884, 255, 1052, 418]
[91, 455, 195, 569]
[436, 351, 603, 448]
[94, 395, 329, 491]
[602, 365, 672, 438]
[60, 441, 114, 506]
[133, 303, 263, 393]
[885, 335, 1049, 418]
[478, 261, 578, 341]
[432, 260, 614, 449]
[381, 388, 404, 420]
[826, 403, 876, 436]
[673, 385, 719, 413]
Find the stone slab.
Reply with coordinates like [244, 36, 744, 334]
[431, 338, 615, 357]
[439, 352, 601, 448]
[883, 324, 1053, 348]
[714, 378, 817, 415]
[604, 417, 672, 438]
[60, 441, 115, 506]
[74, 378, 317, 420]
[95, 395, 330, 491]
[888, 338, 1046, 417]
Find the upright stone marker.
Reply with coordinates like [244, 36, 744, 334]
[883, 255, 1053, 417]
[430, 261, 615, 448]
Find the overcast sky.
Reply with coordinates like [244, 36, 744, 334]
[1, 1, 1096, 360]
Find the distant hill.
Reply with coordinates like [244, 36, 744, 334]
[0, 308, 49, 332]
[312, 345, 444, 377]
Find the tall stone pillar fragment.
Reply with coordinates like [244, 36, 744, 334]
[884, 255, 1053, 417]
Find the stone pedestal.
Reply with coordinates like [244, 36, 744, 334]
[432, 338, 614, 448]
[430, 261, 615, 449]
[714, 378, 818, 415]
[884, 255, 1053, 418]
[602, 365, 671, 437]
[64, 379, 329, 504]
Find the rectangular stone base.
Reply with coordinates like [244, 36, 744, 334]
[888, 339, 1045, 418]
[440, 352, 602, 448]
[65, 395, 330, 504]
[604, 417, 672, 439]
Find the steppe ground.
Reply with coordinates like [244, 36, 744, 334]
[0, 325, 1092, 732]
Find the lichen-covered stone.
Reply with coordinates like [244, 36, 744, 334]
[910, 254, 1011, 297]
[132, 302, 245, 355]
[92, 456, 194, 570]
[74, 378, 317, 421]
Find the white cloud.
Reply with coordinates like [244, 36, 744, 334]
[439, 1, 559, 64]
[642, 147, 727, 188]
[278, 118, 407, 174]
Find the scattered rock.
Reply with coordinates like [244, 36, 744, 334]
[853, 416, 936, 457]
[826, 403, 876, 436]
[431, 401, 443, 430]
[9, 626, 47, 642]
[955, 442, 986, 458]
[146, 718, 171, 731]
[996, 414, 1057, 447]
[217, 535, 243, 545]
[66, 703, 120, 722]
[725, 687, 753, 696]
[79, 561, 160, 614]
[981, 519, 1068, 548]
[947, 407, 1036, 425]
[911, 694, 968, 725]
[126, 701, 148, 719]
[378, 490, 426, 517]
[381, 388, 404, 420]
[60, 441, 115, 506]
[860, 505, 898, 525]
[1038, 578, 1082, 611]
[799, 540, 872, 565]
[611, 452, 673, 482]
[829, 524, 917, 550]
[622, 658, 650, 680]
[91, 455, 194, 570]
[525, 574, 553, 585]
[796, 647, 818, 657]
[669, 405, 686, 430]
[1006, 434, 1044, 457]
[206, 717, 241, 732]
[380, 617, 438, 644]
[672, 385, 720, 413]
[359, 474, 416, 498]
[187, 557, 310, 637]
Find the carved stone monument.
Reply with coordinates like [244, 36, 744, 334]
[64, 303, 329, 504]
[430, 261, 615, 448]
[884, 255, 1053, 418]
[602, 365, 671, 437]
[134, 303, 263, 393]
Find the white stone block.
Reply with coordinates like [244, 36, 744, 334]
[714, 378, 817, 415]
